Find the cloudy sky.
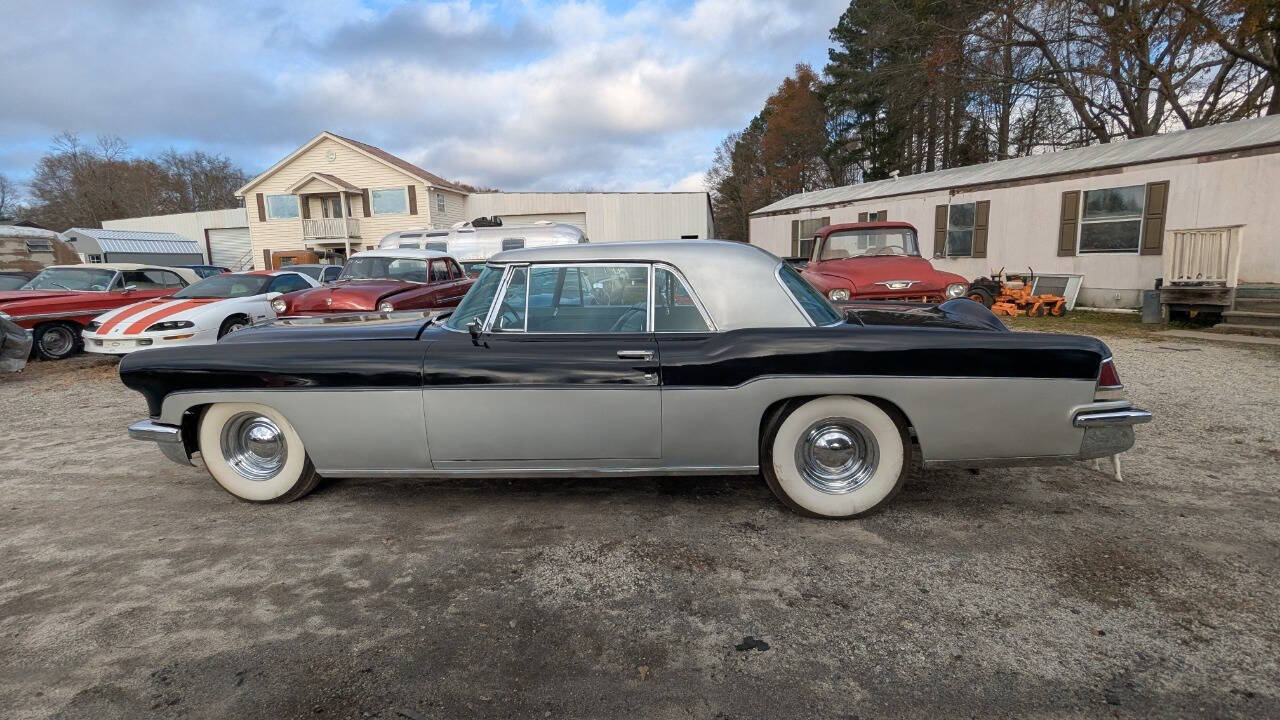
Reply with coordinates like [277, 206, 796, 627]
[0, 0, 848, 194]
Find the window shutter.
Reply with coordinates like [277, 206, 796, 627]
[858, 211, 868, 222]
[972, 200, 990, 258]
[1141, 181, 1168, 255]
[361, 189, 372, 217]
[407, 186, 418, 215]
[878, 209, 887, 220]
[301, 196, 310, 220]
[933, 204, 947, 258]
[1058, 191, 1080, 257]
[790, 219, 799, 256]
[255, 193, 266, 222]
[262, 249, 272, 269]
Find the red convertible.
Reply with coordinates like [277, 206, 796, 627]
[0, 264, 201, 361]
[272, 249, 474, 317]
[800, 222, 968, 303]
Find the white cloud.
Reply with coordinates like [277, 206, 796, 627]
[0, 0, 850, 191]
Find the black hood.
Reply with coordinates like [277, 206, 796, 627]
[842, 298, 1008, 332]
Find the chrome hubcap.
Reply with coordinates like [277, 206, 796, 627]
[794, 418, 879, 494]
[41, 327, 73, 355]
[220, 413, 287, 481]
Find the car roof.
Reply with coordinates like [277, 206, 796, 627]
[489, 240, 810, 330]
[350, 248, 452, 260]
[817, 221, 918, 235]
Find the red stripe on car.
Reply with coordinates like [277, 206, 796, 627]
[96, 299, 172, 335]
[121, 300, 211, 335]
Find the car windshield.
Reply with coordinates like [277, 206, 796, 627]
[340, 257, 430, 283]
[444, 266, 504, 330]
[21, 267, 118, 291]
[173, 274, 272, 299]
[820, 228, 920, 260]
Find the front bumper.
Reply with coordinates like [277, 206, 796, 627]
[84, 328, 217, 355]
[1, 317, 33, 372]
[128, 420, 196, 467]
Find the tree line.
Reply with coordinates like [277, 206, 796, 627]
[707, 0, 1278, 242]
[0, 133, 249, 231]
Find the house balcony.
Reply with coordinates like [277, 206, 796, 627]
[303, 217, 361, 240]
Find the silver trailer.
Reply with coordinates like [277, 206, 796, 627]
[380, 221, 587, 274]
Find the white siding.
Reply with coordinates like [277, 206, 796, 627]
[750, 151, 1280, 307]
[431, 188, 466, 228]
[207, 227, 253, 269]
[493, 212, 588, 231]
[103, 208, 248, 263]
[464, 193, 712, 244]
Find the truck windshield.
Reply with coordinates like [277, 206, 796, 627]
[820, 228, 919, 260]
[445, 266, 504, 330]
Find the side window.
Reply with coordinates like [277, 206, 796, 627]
[493, 267, 527, 331]
[269, 274, 311, 294]
[429, 259, 450, 282]
[322, 266, 342, 282]
[124, 270, 177, 289]
[447, 259, 464, 279]
[525, 265, 648, 333]
[424, 241, 448, 252]
[655, 267, 710, 332]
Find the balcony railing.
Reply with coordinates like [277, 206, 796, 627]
[302, 217, 360, 240]
[1163, 225, 1244, 287]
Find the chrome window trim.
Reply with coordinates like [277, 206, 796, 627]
[484, 262, 653, 335]
[773, 262, 845, 327]
[482, 263, 524, 332]
[652, 262, 717, 333]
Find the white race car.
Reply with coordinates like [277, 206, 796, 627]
[83, 270, 319, 355]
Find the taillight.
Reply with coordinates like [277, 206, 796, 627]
[1097, 358, 1122, 390]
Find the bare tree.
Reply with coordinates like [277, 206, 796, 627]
[1176, 0, 1279, 114]
[0, 173, 19, 220]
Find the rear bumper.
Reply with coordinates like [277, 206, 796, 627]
[923, 405, 1152, 469]
[1073, 408, 1153, 428]
[0, 317, 32, 372]
[127, 420, 195, 467]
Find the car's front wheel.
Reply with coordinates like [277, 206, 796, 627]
[762, 396, 909, 519]
[33, 322, 82, 360]
[197, 402, 320, 502]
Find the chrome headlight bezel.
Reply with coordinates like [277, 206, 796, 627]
[945, 283, 968, 299]
[271, 299, 288, 313]
[378, 301, 395, 312]
[827, 288, 852, 302]
[145, 320, 195, 332]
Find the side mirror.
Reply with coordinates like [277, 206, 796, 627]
[122, 285, 137, 293]
[467, 319, 481, 345]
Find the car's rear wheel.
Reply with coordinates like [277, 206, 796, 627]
[34, 322, 82, 360]
[762, 396, 909, 518]
[197, 402, 320, 502]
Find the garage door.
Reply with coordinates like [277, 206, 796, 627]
[207, 227, 252, 270]
[496, 212, 587, 232]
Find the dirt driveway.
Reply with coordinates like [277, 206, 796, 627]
[1, 332, 1277, 719]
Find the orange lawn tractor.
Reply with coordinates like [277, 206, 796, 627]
[966, 268, 1067, 317]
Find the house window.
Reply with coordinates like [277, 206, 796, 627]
[946, 203, 976, 257]
[1079, 185, 1145, 253]
[266, 194, 300, 220]
[371, 188, 409, 215]
[436, 192, 446, 213]
[793, 217, 827, 259]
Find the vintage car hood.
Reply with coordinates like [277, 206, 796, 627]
[0, 289, 83, 307]
[805, 255, 955, 292]
[843, 298, 1009, 332]
[283, 280, 415, 312]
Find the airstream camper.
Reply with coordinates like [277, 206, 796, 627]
[380, 220, 587, 275]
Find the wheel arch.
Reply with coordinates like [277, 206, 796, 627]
[759, 393, 918, 456]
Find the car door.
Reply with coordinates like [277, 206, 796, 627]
[423, 263, 661, 463]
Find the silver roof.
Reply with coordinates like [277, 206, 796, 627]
[754, 114, 1280, 215]
[351, 248, 451, 260]
[489, 240, 809, 330]
[64, 227, 202, 255]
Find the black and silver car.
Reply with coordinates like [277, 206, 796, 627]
[121, 241, 1150, 517]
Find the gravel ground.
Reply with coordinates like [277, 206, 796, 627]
[0, 334, 1277, 719]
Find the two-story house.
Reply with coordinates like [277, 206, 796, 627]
[236, 132, 470, 268]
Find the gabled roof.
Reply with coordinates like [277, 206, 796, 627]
[236, 132, 467, 196]
[62, 228, 202, 255]
[285, 171, 361, 194]
[753, 114, 1280, 216]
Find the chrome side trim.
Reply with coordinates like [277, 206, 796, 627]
[1073, 409, 1153, 428]
[316, 465, 760, 479]
[9, 310, 93, 322]
[127, 419, 195, 467]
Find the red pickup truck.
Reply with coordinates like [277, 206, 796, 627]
[799, 221, 969, 303]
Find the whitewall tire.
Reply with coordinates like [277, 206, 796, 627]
[198, 402, 319, 502]
[762, 396, 909, 519]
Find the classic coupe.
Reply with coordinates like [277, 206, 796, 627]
[121, 240, 1151, 518]
[83, 270, 319, 355]
[800, 221, 970, 303]
[270, 248, 474, 317]
[0, 264, 201, 360]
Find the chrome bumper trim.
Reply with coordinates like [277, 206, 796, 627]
[1073, 409, 1153, 428]
[128, 420, 195, 467]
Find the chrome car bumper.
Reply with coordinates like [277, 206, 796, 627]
[1074, 407, 1152, 459]
[0, 316, 32, 373]
[128, 420, 196, 467]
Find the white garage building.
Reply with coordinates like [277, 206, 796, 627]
[102, 208, 251, 269]
[750, 114, 1280, 308]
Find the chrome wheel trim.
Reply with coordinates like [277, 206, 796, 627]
[219, 412, 288, 481]
[794, 417, 879, 494]
[40, 326, 74, 356]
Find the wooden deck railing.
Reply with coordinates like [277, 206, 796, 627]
[302, 218, 360, 239]
[1163, 225, 1244, 287]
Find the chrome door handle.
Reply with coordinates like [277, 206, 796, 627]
[616, 349, 654, 361]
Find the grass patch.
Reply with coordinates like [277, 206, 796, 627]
[1002, 310, 1182, 338]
